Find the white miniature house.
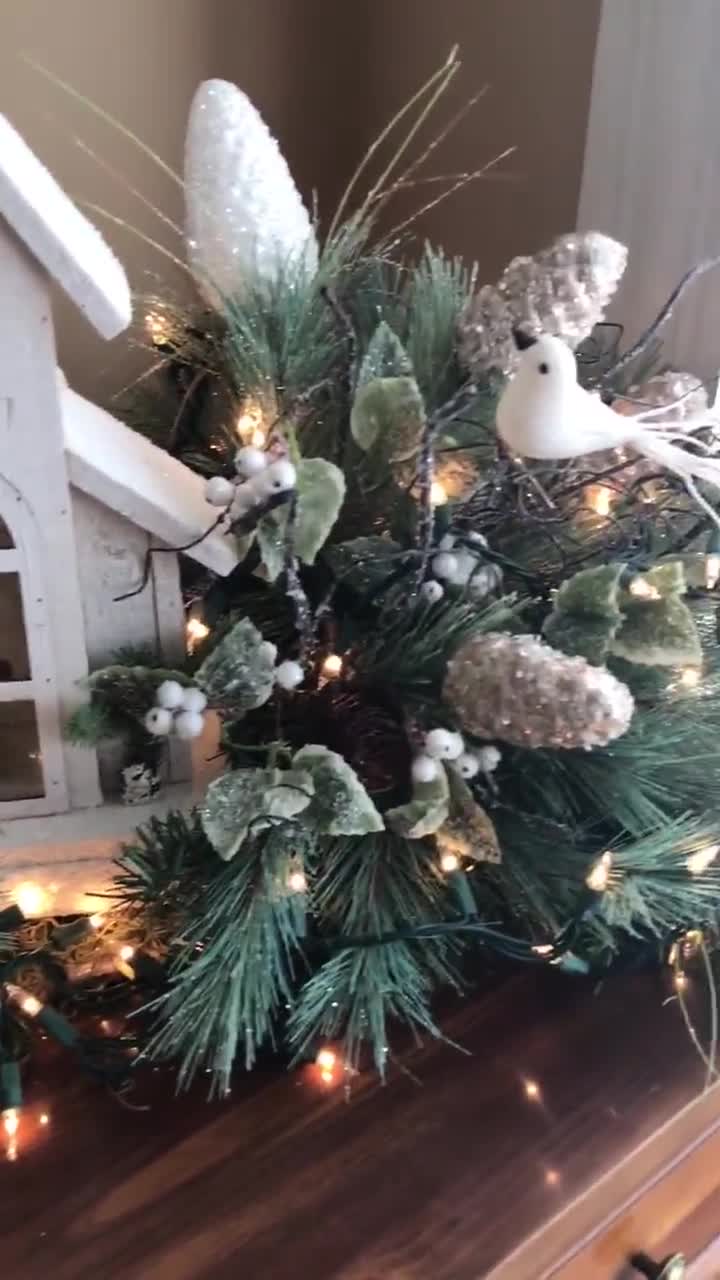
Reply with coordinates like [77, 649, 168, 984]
[0, 114, 237, 911]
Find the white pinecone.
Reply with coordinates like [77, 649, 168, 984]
[459, 232, 627, 377]
[185, 80, 318, 310]
[444, 632, 634, 750]
[613, 370, 709, 422]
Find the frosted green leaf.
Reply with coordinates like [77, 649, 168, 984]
[293, 459, 346, 563]
[357, 320, 413, 385]
[201, 766, 314, 861]
[351, 376, 426, 458]
[196, 617, 276, 709]
[257, 458, 345, 580]
[610, 560, 701, 667]
[438, 774, 501, 863]
[292, 744, 384, 835]
[543, 564, 624, 664]
[385, 765, 449, 839]
[610, 596, 702, 667]
[256, 512, 286, 583]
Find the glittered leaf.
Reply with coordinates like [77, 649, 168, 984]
[201, 766, 314, 860]
[196, 617, 276, 709]
[358, 321, 413, 386]
[543, 564, 624, 663]
[292, 744, 383, 835]
[553, 563, 625, 618]
[610, 596, 702, 667]
[255, 457, 345, 581]
[385, 765, 450, 839]
[293, 459, 346, 563]
[542, 615, 617, 665]
[645, 561, 687, 597]
[256, 511, 287, 582]
[351, 376, 426, 459]
[438, 773, 501, 863]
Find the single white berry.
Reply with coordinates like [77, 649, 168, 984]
[477, 745, 501, 773]
[411, 754, 439, 783]
[438, 534, 456, 551]
[181, 686, 208, 714]
[425, 728, 464, 760]
[255, 459, 297, 495]
[259, 640, 278, 663]
[469, 564, 502, 598]
[234, 445, 268, 477]
[275, 659, 304, 690]
[205, 475, 236, 507]
[448, 549, 477, 586]
[420, 580, 444, 604]
[155, 679, 185, 710]
[229, 482, 256, 520]
[173, 710, 206, 740]
[455, 751, 480, 779]
[144, 706, 173, 736]
[431, 551, 459, 581]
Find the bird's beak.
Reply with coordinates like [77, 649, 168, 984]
[512, 328, 538, 351]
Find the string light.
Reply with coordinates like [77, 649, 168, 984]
[585, 484, 613, 517]
[321, 654, 343, 680]
[523, 1079, 541, 1101]
[686, 843, 719, 876]
[13, 882, 50, 917]
[3, 1109, 19, 1138]
[629, 577, 660, 600]
[236, 401, 266, 448]
[429, 480, 449, 507]
[679, 666, 701, 689]
[532, 943, 554, 957]
[586, 850, 614, 892]
[287, 869, 307, 894]
[115, 944, 136, 980]
[19, 994, 42, 1017]
[186, 617, 210, 655]
[707, 555, 720, 589]
[544, 1169, 560, 1187]
[88, 912, 105, 930]
[316, 1048, 336, 1070]
[440, 852, 460, 874]
[144, 310, 171, 346]
[39, 1113, 49, 1127]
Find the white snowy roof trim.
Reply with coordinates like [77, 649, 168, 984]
[61, 386, 240, 577]
[0, 114, 132, 339]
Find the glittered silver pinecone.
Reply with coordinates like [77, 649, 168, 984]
[459, 232, 627, 377]
[613, 370, 709, 422]
[444, 632, 634, 750]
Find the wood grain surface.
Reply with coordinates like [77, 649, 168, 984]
[0, 969, 712, 1280]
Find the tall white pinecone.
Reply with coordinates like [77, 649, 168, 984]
[459, 232, 627, 377]
[444, 632, 634, 750]
[185, 80, 318, 310]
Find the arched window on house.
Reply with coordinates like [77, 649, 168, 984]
[0, 491, 68, 816]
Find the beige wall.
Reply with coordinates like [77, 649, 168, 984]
[0, 0, 600, 401]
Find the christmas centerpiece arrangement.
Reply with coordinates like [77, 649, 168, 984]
[4, 50, 720, 1111]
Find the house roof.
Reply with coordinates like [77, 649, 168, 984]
[0, 114, 131, 339]
[61, 384, 240, 578]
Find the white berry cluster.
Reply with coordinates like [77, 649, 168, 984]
[145, 679, 208, 740]
[411, 727, 501, 783]
[204, 446, 297, 523]
[421, 532, 502, 604]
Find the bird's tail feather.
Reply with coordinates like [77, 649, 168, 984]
[630, 429, 720, 527]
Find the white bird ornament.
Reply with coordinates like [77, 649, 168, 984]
[496, 330, 720, 526]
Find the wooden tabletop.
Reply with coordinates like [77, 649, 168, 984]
[0, 968, 710, 1280]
